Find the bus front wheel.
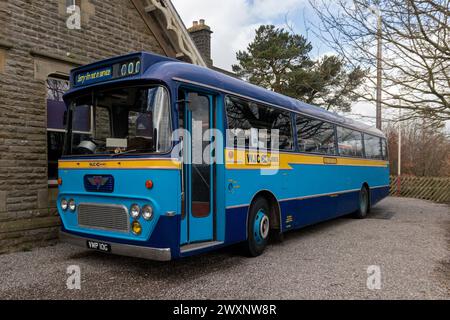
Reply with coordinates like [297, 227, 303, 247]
[245, 197, 271, 257]
[353, 185, 370, 219]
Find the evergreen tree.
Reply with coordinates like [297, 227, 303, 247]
[233, 25, 366, 112]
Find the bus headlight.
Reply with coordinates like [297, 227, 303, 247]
[61, 199, 68, 211]
[142, 205, 154, 221]
[130, 204, 140, 219]
[68, 199, 76, 212]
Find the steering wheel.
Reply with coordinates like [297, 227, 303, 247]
[76, 140, 98, 155]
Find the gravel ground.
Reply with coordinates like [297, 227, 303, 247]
[0, 197, 448, 300]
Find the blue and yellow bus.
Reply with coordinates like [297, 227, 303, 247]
[58, 52, 390, 260]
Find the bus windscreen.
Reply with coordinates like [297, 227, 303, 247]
[65, 85, 172, 156]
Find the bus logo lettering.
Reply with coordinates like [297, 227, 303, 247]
[246, 153, 271, 165]
[88, 162, 107, 167]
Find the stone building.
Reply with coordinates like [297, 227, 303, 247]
[188, 19, 213, 67]
[188, 19, 236, 77]
[0, 0, 209, 254]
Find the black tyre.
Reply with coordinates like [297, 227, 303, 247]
[244, 197, 271, 257]
[353, 185, 370, 219]
[270, 229, 284, 243]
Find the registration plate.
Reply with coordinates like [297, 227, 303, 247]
[86, 240, 111, 253]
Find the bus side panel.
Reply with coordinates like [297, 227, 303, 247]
[279, 195, 338, 230]
[224, 167, 290, 244]
[335, 190, 360, 216]
[371, 186, 390, 206]
[225, 206, 249, 244]
[147, 215, 181, 258]
[224, 158, 390, 241]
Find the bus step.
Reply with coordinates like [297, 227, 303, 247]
[180, 241, 224, 254]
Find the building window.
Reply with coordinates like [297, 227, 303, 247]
[47, 76, 70, 185]
[66, 0, 81, 8]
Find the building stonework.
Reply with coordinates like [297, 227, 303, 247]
[187, 20, 236, 77]
[188, 20, 213, 67]
[0, 0, 188, 254]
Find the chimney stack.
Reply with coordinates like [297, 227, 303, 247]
[188, 19, 213, 67]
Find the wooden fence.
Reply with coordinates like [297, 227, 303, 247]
[390, 176, 450, 203]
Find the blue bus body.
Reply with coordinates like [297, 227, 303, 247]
[58, 52, 390, 260]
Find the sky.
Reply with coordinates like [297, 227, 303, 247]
[172, 0, 449, 130]
[172, 0, 329, 71]
[172, 0, 381, 124]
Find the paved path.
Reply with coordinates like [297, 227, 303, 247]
[0, 197, 448, 299]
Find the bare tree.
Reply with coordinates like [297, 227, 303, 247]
[310, 0, 450, 122]
[385, 120, 450, 176]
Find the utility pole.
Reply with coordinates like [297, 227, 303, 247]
[376, 8, 383, 130]
[397, 101, 402, 196]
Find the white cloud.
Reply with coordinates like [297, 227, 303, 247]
[172, 0, 305, 71]
[251, 0, 303, 19]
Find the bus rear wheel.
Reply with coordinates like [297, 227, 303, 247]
[245, 197, 270, 257]
[353, 185, 370, 219]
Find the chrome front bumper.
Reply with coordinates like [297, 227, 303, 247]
[59, 231, 172, 261]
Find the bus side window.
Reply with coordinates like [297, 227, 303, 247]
[225, 96, 252, 148]
[382, 138, 389, 160]
[364, 134, 384, 160]
[225, 96, 293, 151]
[296, 115, 336, 155]
[337, 127, 364, 158]
[271, 110, 294, 150]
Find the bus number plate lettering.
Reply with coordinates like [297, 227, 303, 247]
[86, 241, 111, 253]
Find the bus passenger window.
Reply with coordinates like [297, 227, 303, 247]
[337, 127, 364, 158]
[364, 134, 383, 160]
[296, 116, 336, 155]
[225, 96, 293, 150]
[272, 111, 294, 150]
[381, 138, 389, 160]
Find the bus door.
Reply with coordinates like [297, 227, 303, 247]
[181, 90, 215, 244]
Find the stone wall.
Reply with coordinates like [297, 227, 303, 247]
[0, 0, 165, 254]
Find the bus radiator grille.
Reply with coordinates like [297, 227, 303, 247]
[78, 203, 129, 233]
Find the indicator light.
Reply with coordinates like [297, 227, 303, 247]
[145, 180, 154, 189]
[132, 221, 142, 235]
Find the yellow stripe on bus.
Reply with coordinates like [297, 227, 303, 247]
[59, 150, 388, 171]
[225, 149, 389, 170]
[58, 159, 182, 170]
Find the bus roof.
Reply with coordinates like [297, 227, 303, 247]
[66, 52, 385, 138]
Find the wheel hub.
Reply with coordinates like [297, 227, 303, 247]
[254, 210, 270, 245]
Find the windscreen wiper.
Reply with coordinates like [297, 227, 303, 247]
[110, 149, 147, 158]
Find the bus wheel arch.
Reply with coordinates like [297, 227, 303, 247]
[248, 190, 282, 235]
